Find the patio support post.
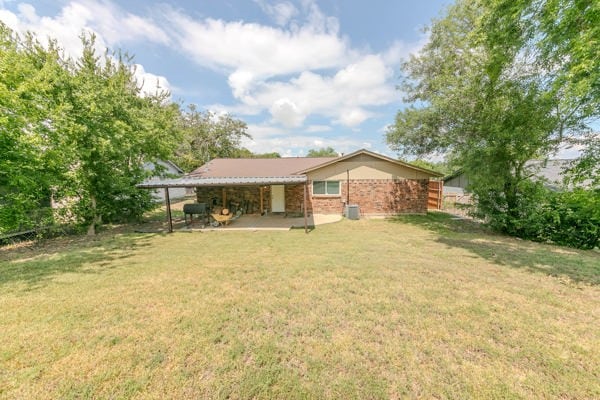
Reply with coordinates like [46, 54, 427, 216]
[303, 182, 308, 234]
[165, 188, 173, 233]
[222, 188, 227, 208]
[260, 187, 264, 215]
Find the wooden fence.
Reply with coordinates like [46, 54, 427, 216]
[428, 180, 443, 210]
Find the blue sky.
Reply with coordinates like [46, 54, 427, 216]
[0, 0, 454, 157]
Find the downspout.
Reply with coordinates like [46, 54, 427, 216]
[346, 169, 350, 204]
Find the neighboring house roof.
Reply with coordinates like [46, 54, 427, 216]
[443, 169, 464, 183]
[443, 159, 589, 190]
[144, 160, 184, 175]
[163, 160, 184, 174]
[527, 159, 574, 189]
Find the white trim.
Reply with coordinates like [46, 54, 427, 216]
[312, 180, 341, 196]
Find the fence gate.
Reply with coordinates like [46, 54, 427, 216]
[428, 180, 443, 210]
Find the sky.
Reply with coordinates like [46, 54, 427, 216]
[0, 0, 455, 157]
[1, 0, 588, 160]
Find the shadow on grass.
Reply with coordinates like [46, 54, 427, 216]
[0, 232, 156, 290]
[390, 212, 600, 286]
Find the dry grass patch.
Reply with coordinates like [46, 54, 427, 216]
[1, 214, 599, 399]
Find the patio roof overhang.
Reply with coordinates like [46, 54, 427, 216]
[137, 175, 311, 234]
[137, 175, 307, 189]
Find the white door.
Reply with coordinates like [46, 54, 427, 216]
[271, 185, 285, 212]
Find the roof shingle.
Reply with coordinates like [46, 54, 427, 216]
[188, 157, 337, 178]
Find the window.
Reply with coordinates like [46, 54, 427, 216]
[313, 180, 340, 195]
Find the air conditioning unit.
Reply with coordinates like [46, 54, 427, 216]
[345, 204, 360, 220]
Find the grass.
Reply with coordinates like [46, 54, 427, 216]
[1, 213, 599, 399]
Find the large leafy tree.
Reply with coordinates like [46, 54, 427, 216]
[0, 24, 68, 234]
[174, 105, 251, 172]
[58, 36, 181, 234]
[1, 26, 182, 236]
[485, 0, 600, 186]
[386, 0, 599, 234]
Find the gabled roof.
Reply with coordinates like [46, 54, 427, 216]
[163, 160, 184, 174]
[443, 169, 464, 182]
[137, 149, 442, 189]
[143, 159, 184, 175]
[188, 157, 337, 178]
[296, 148, 444, 177]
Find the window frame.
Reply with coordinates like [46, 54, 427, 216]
[312, 180, 341, 196]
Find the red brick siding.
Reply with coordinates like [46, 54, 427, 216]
[284, 184, 310, 214]
[194, 179, 428, 215]
[195, 186, 268, 214]
[298, 179, 429, 215]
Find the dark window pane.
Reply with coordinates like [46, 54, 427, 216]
[326, 181, 340, 194]
[313, 181, 326, 194]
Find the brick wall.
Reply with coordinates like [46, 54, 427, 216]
[193, 179, 428, 216]
[195, 186, 269, 214]
[284, 184, 309, 214]
[195, 184, 307, 215]
[292, 179, 429, 215]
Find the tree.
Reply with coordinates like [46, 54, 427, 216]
[410, 160, 450, 176]
[483, 0, 600, 185]
[230, 148, 281, 158]
[386, 0, 598, 235]
[566, 133, 600, 187]
[174, 105, 251, 172]
[306, 147, 338, 157]
[0, 24, 68, 234]
[0, 27, 181, 236]
[58, 35, 181, 234]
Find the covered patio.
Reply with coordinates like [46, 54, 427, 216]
[137, 176, 314, 233]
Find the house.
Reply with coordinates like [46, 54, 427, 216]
[143, 160, 189, 201]
[140, 149, 442, 218]
[444, 159, 591, 194]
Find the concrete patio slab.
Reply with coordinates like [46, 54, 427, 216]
[181, 213, 342, 231]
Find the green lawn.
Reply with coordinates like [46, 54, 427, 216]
[1, 213, 599, 399]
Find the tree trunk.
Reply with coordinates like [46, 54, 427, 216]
[87, 194, 98, 236]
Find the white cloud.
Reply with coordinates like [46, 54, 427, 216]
[204, 102, 263, 117]
[1, 0, 169, 59]
[336, 108, 371, 127]
[132, 64, 171, 98]
[1, 1, 171, 98]
[246, 123, 287, 139]
[254, 0, 298, 26]
[306, 125, 332, 133]
[0, 0, 427, 152]
[242, 133, 368, 156]
[382, 36, 428, 66]
[269, 98, 305, 127]
[239, 55, 398, 127]
[165, 11, 352, 81]
[0, 8, 19, 27]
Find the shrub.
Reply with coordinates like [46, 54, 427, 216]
[540, 189, 600, 249]
[475, 184, 599, 249]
